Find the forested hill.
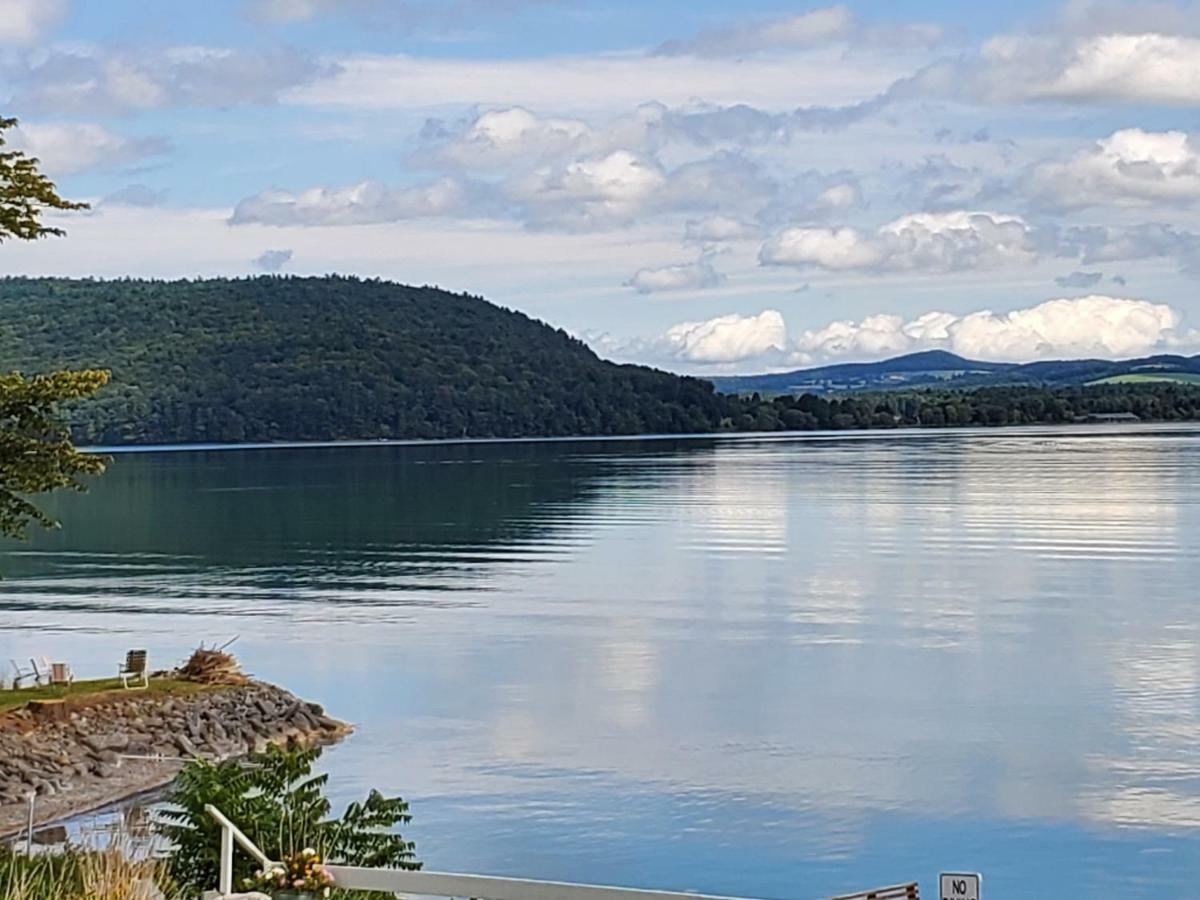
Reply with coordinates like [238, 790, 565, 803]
[0, 277, 739, 444]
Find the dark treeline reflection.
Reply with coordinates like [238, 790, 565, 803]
[0, 439, 721, 596]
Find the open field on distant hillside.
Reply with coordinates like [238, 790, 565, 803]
[1090, 373, 1200, 386]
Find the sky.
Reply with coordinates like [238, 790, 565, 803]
[2, 0, 1200, 374]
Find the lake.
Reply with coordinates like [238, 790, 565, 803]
[2, 425, 1199, 898]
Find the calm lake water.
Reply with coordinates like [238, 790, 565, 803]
[3, 425, 1199, 898]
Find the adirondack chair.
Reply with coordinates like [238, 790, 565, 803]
[50, 662, 74, 686]
[8, 659, 35, 689]
[831, 883, 919, 900]
[29, 657, 53, 687]
[119, 649, 149, 689]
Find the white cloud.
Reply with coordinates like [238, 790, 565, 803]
[625, 255, 724, 294]
[761, 211, 1038, 273]
[893, 31, 1200, 108]
[655, 5, 944, 57]
[660, 310, 789, 363]
[428, 107, 595, 170]
[0, 0, 67, 44]
[253, 248, 294, 271]
[608, 295, 1195, 370]
[511, 150, 666, 230]
[9, 122, 169, 175]
[794, 296, 1186, 363]
[15, 46, 334, 114]
[230, 177, 485, 226]
[511, 149, 778, 231]
[1029, 128, 1200, 210]
[1033, 33, 1200, 105]
[948, 296, 1182, 360]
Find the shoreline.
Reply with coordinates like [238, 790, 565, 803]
[82, 419, 1200, 455]
[0, 680, 351, 841]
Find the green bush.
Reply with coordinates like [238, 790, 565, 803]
[157, 743, 420, 895]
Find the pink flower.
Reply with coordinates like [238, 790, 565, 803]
[294, 878, 305, 888]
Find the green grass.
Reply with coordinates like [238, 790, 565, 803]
[1090, 373, 1200, 385]
[0, 677, 217, 714]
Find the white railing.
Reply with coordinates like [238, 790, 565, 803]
[203, 804, 920, 900]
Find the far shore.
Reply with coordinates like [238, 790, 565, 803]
[83, 419, 1200, 456]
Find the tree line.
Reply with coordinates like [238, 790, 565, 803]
[727, 382, 1200, 431]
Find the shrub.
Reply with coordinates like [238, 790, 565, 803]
[157, 743, 420, 894]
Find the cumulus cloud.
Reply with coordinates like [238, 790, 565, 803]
[9, 122, 169, 175]
[230, 177, 489, 226]
[794, 296, 1187, 363]
[253, 248, 294, 271]
[14, 46, 334, 115]
[1055, 270, 1104, 288]
[0, 0, 67, 44]
[1028, 128, 1200, 210]
[512, 149, 779, 231]
[948, 296, 1184, 360]
[423, 107, 596, 170]
[625, 255, 725, 294]
[660, 310, 789, 363]
[655, 5, 943, 57]
[611, 295, 1194, 370]
[761, 210, 1039, 273]
[889, 30, 1200, 108]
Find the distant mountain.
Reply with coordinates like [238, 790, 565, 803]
[710, 350, 1200, 396]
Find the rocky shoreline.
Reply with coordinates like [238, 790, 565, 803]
[0, 681, 351, 840]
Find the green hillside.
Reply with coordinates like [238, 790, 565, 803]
[0, 277, 738, 444]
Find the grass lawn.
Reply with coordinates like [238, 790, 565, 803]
[1090, 373, 1200, 385]
[0, 677, 217, 715]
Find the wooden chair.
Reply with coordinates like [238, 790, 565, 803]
[119, 649, 149, 690]
[831, 883, 919, 900]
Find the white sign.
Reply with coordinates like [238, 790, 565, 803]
[939, 872, 981, 900]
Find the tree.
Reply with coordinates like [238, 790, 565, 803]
[159, 744, 420, 896]
[0, 117, 88, 241]
[0, 115, 106, 541]
[0, 370, 110, 539]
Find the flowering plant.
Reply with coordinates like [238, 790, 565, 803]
[243, 847, 336, 897]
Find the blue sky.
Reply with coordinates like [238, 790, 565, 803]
[3, 0, 1200, 373]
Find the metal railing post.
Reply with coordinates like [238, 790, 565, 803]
[219, 821, 233, 896]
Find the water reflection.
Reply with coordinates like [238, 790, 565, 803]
[1, 426, 1199, 898]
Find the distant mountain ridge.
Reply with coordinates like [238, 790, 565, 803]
[709, 350, 1200, 396]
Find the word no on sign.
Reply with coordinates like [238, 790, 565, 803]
[939, 872, 981, 900]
